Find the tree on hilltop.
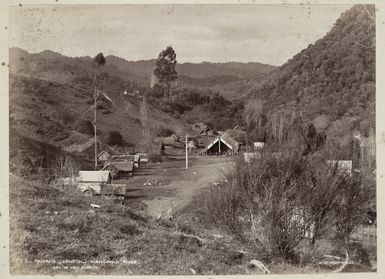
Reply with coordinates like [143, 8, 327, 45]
[152, 46, 178, 99]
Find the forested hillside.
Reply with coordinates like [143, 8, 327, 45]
[242, 4, 375, 138]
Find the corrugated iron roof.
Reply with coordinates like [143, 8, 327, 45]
[78, 170, 111, 182]
[109, 160, 134, 172]
[111, 155, 135, 161]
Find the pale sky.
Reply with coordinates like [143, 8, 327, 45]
[10, 4, 352, 66]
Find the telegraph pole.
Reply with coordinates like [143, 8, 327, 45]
[91, 53, 105, 170]
[185, 133, 188, 169]
[93, 66, 98, 169]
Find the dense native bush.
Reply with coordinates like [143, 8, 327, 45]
[107, 131, 124, 146]
[243, 5, 375, 123]
[153, 89, 244, 130]
[205, 143, 373, 262]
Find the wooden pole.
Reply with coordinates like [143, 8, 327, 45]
[93, 66, 98, 169]
[94, 88, 97, 169]
[185, 133, 188, 169]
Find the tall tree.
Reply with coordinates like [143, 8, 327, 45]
[243, 99, 264, 148]
[152, 46, 178, 99]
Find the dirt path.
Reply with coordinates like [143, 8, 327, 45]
[118, 156, 232, 219]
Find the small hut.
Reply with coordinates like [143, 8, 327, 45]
[77, 170, 112, 194]
[109, 159, 134, 177]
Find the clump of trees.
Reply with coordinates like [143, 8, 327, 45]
[155, 126, 174, 137]
[153, 89, 244, 131]
[107, 131, 124, 146]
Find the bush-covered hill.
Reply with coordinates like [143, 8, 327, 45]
[105, 55, 276, 80]
[242, 4, 375, 138]
[9, 47, 251, 170]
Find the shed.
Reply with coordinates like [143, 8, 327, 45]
[77, 170, 112, 194]
[206, 133, 239, 155]
[109, 159, 134, 176]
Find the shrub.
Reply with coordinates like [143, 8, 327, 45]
[9, 155, 35, 176]
[52, 105, 76, 127]
[53, 155, 79, 178]
[102, 109, 112, 114]
[51, 155, 80, 191]
[74, 120, 94, 135]
[205, 144, 373, 263]
[156, 126, 174, 137]
[52, 131, 70, 142]
[107, 131, 123, 146]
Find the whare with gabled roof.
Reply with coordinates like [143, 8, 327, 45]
[205, 132, 239, 156]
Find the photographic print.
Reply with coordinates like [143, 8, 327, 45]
[7, 1, 377, 276]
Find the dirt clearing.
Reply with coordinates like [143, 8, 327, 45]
[114, 156, 233, 218]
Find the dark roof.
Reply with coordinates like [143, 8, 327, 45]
[221, 132, 240, 151]
[109, 160, 134, 172]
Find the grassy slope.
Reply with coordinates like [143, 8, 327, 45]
[9, 173, 262, 275]
[9, 73, 188, 166]
[10, 171, 339, 275]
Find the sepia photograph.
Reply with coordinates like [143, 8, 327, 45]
[4, 0, 380, 276]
